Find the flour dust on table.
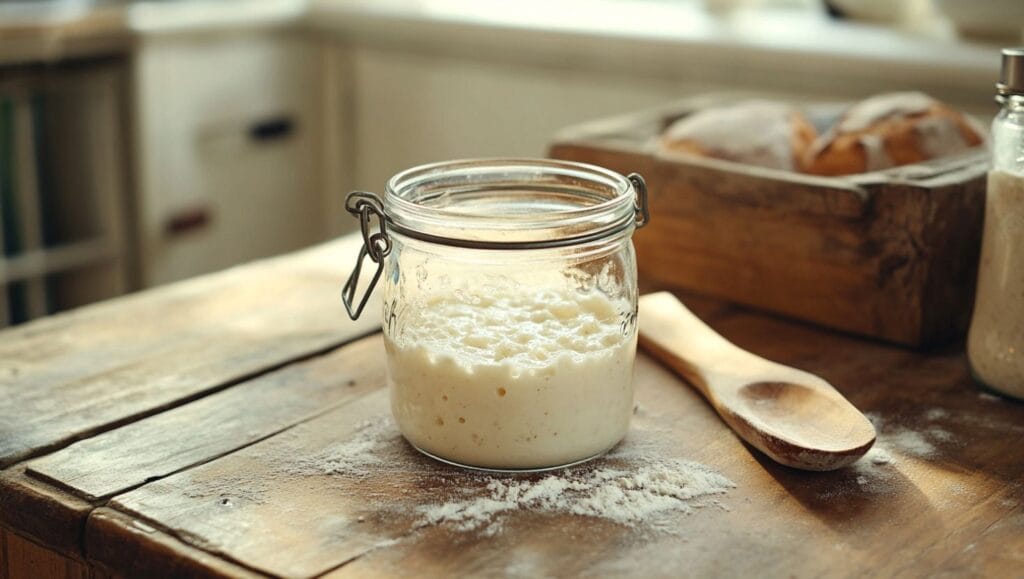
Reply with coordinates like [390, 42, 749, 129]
[864, 410, 958, 460]
[284, 414, 734, 537]
[815, 409, 956, 498]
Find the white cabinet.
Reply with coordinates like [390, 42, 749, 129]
[134, 29, 325, 286]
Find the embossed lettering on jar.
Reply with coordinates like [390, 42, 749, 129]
[342, 159, 648, 471]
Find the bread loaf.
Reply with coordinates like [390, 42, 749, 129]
[801, 92, 984, 176]
[659, 100, 817, 171]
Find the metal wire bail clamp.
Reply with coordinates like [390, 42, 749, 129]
[628, 173, 649, 229]
[341, 191, 391, 320]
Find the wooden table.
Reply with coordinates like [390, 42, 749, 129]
[1, 234, 1022, 578]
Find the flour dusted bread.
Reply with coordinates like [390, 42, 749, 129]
[801, 92, 984, 176]
[658, 94, 982, 176]
[659, 100, 817, 171]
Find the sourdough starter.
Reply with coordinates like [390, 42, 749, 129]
[385, 290, 636, 469]
[968, 170, 1024, 399]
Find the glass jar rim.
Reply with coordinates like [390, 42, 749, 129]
[341, 158, 647, 319]
[383, 158, 646, 250]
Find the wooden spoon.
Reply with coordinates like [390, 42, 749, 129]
[638, 292, 876, 471]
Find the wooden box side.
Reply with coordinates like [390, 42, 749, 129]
[871, 163, 986, 345]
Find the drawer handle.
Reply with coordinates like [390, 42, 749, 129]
[164, 206, 212, 238]
[249, 116, 295, 143]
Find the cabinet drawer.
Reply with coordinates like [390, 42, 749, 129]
[135, 31, 323, 286]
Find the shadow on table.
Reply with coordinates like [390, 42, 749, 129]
[744, 441, 943, 542]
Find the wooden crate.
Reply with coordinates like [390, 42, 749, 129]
[549, 98, 987, 347]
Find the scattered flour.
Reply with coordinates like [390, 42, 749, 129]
[868, 447, 894, 466]
[927, 428, 956, 443]
[947, 483, 970, 496]
[882, 428, 938, 459]
[978, 392, 1003, 402]
[843, 446, 901, 496]
[284, 415, 734, 536]
[836, 409, 963, 497]
[288, 419, 391, 476]
[417, 454, 735, 536]
[865, 411, 959, 460]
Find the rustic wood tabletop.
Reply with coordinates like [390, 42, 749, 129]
[1, 233, 1022, 578]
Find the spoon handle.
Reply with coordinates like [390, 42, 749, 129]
[638, 292, 781, 397]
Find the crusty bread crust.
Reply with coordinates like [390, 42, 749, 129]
[802, 100, 983, 176]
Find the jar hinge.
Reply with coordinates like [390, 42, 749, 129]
[628, 173, 649, 229]
[341, 191, 391, 320]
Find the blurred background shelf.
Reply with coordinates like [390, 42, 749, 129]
[0, 58, 131, 327]
[0, 238, 120, 284]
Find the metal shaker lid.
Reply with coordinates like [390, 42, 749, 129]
[997, 48, 1024, 96]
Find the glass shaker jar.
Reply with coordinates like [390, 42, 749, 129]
[967, 48, 1024, 400]
[342, 159, 648, 471]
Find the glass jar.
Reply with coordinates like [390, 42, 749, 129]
[342, 159, 648, 471]
[967, 48, 1024, 400]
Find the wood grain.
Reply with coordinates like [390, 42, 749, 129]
[0, 335, 385, 555]
[0, 235, 379, 469]
[104, 388, 407, 579]
[549, 100, 986, 347]
[85, 509, 265, 579]
[26, 335, 386, 501]
[85, 303, 1024, 578]
[0, 467, 93, 555]
[2, 530, 88, 579]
